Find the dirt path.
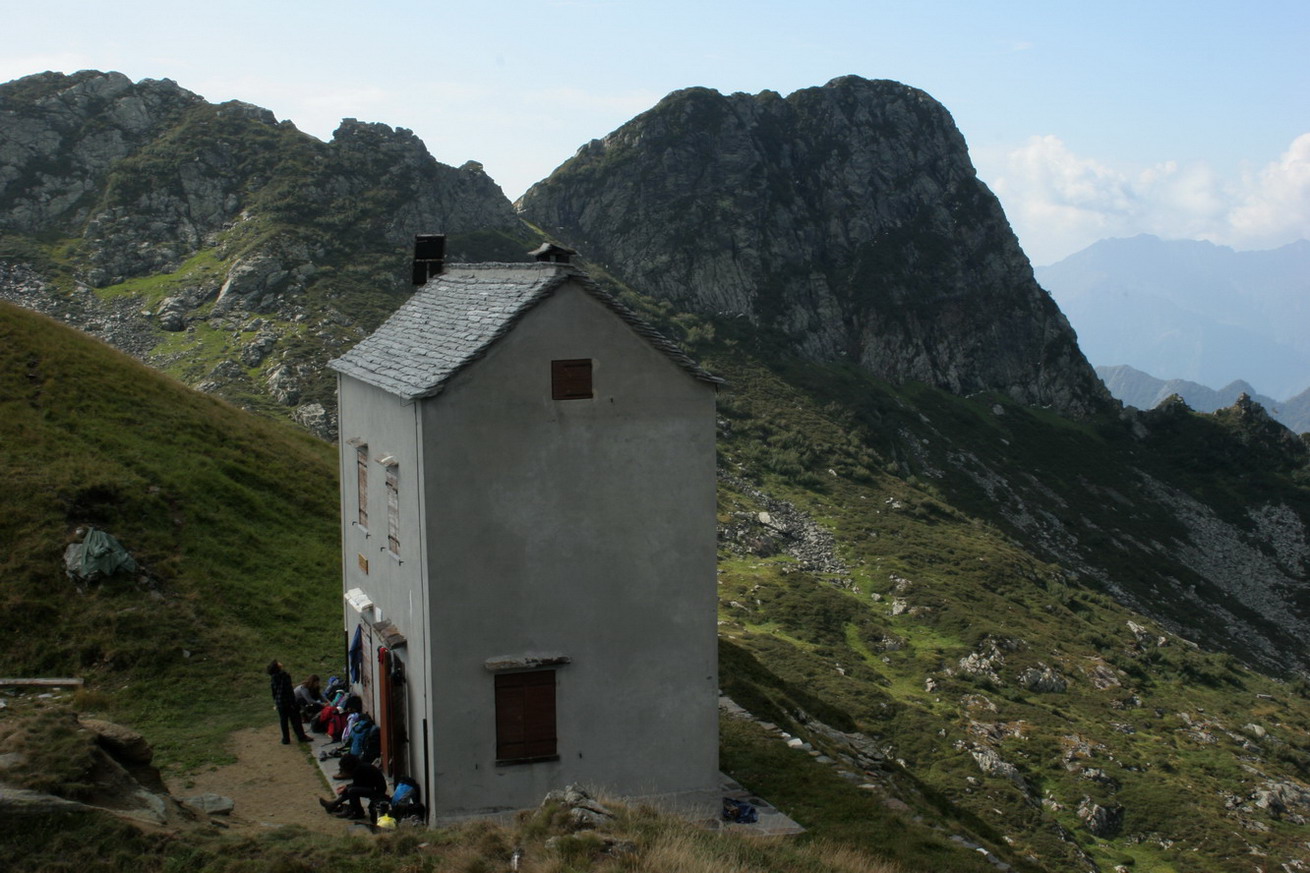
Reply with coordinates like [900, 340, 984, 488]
[166, 723, 345, 835]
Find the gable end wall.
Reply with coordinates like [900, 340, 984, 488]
[420, 282, 719, 817]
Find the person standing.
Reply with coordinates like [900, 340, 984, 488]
[268, 660, 310, 744]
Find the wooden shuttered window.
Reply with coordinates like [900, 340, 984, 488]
[356, 446, 369, 528]
[385, 464, 400, 555]
[551, 359, 593, 400]
[494, 670, 557, 763]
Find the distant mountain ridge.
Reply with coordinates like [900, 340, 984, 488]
[1098, 364, 1310, 433]
[1037, 235, 1310, 401]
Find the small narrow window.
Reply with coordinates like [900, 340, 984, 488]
[495, 670, 557, 763]
[551, 359, 593, 400]
[385, 463, 400, 555]
[356, 446, 369, 528]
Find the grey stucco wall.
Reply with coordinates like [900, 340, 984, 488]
[336, 374, 430, 789]
[420, 282, 719, 819]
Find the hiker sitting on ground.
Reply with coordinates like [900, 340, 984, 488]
[294, 674, 326, 721]
[267, 660, 311, 744]
[319, 753, 387, 821]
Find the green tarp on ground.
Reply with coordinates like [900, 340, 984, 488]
[64, 527, 137, 581]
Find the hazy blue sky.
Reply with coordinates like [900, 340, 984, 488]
[5, 0, 1307, 264]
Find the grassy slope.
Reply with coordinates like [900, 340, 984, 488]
[0, 301, 341, 767]
[696, 338, 1310, 873]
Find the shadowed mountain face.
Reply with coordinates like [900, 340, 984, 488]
[519, 76, 1110, 417]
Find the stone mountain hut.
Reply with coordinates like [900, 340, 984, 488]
[327, 236, 723, 822]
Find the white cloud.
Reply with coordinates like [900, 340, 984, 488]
[1229, 133, 1310, 247]
[986, 134, 1310, 264]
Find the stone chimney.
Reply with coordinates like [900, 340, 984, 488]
[528, 243, 576, 265]
[412, 234, 445, 284]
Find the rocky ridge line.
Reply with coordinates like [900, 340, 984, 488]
[519, 76, 1111, 418]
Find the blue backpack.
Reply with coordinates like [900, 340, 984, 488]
[351, 716, 381, 762]
[390, 777, 424, 821]
[391, 778, 418, 806]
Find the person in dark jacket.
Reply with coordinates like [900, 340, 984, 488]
[318, 753, 387, 820]
[267, 660, 310, 744]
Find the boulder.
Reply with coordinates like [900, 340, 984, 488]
[1077, 797, 1124, 837]
[968, 745, 1028, 793]
[214, 253, 287, 313]
[0, 787, 89, 817]
[240, 331, 278, 366]
[80, 717, 153, 765]
[183, 793, 235, 815]
[293, 402, 332, 439]
[542, 783, 615, 830]
[1018, 663, 1068, 693]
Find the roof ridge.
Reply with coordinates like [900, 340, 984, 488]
[568, 273, 723, 387]
[329, 265, 720, 400]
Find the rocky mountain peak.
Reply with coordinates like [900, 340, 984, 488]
[332, 117, 425, 151]
[0, 70, 528, 437]
[519, 75, 1110, 417]
[1220, 393, 1308, 465]
[0, 71, 203, 234]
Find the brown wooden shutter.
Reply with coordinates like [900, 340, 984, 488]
[551, 359, 593, 400]
[495, 670, 557, 762]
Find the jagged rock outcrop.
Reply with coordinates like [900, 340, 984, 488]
[718, 472, 849, 578]
[1095, 365, 1310, 432]
[1018, 663, 1068, 694]
[1077, 797, 1124, 838]
[0, 70, 529, 436]
[0, 71, 202, 234]
[1, 72, 520, 285]
[520, 76, 1111, 417]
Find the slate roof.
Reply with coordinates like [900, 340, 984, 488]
[329, 262, 722, 400]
